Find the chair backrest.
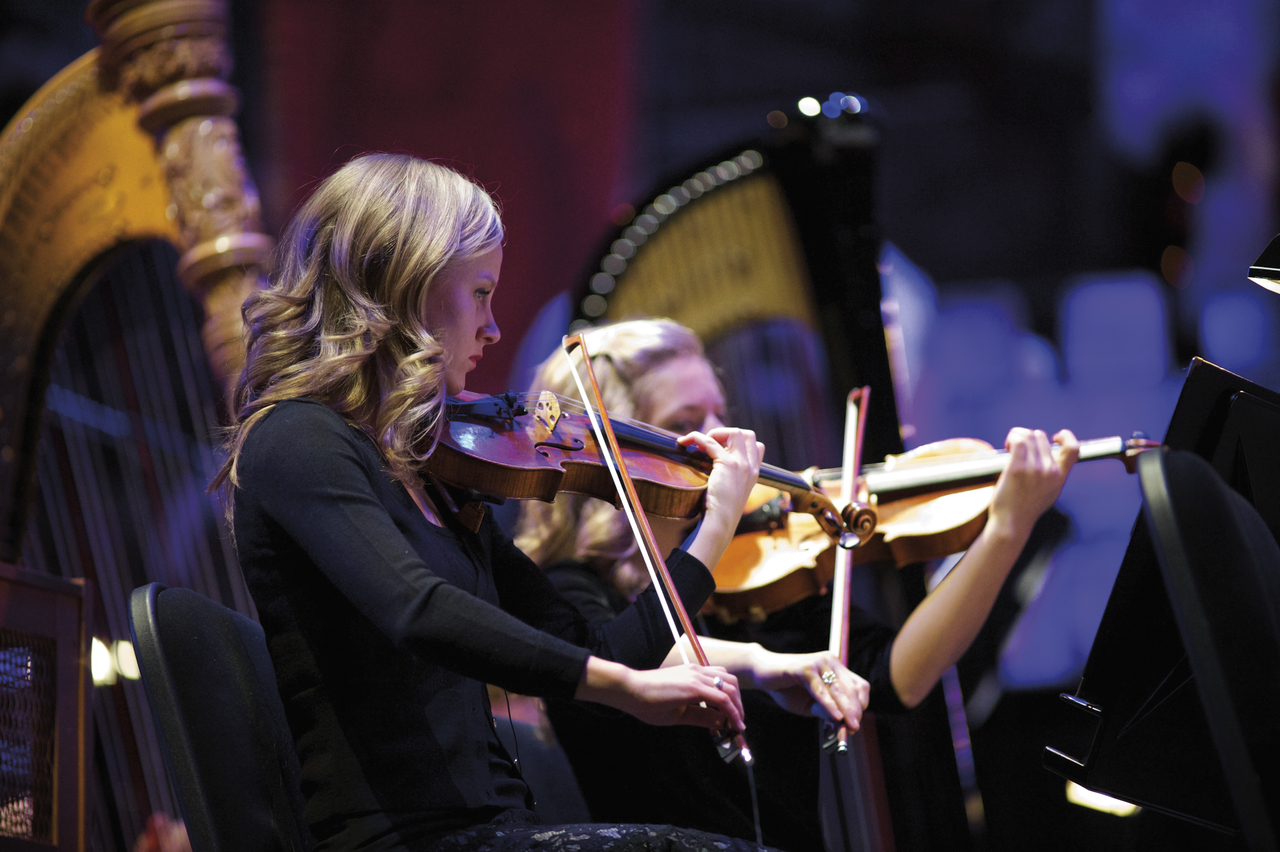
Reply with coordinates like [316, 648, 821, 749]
[128, 583, 312, 852]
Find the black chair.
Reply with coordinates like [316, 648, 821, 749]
[129, 583, 313, 852]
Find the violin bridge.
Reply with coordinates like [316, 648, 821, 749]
[532, 391, 562, 443]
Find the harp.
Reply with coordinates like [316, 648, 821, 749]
[0, 1, 268, 848]
[571, 121, 901, 473]
[566, 111, 970, 850]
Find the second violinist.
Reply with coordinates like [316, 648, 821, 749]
[515, 318, 1080, 850]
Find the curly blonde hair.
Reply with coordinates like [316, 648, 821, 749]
[513, 319, 708, 581]
[213, 153, 503, 500]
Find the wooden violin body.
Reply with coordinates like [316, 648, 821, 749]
[427, 392, 710, 520]
[704, 434, 1157, 622]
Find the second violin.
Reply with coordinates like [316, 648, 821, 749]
[705, 432, 1158, 622]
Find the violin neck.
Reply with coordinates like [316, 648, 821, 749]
[610, 419, 814, 492]
[758, 464, 815, 495]
[852, 436, 1133, 502]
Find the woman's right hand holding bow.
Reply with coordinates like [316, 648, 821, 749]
[576, 657, 746, 733]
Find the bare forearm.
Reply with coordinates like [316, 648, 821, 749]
[889, 427, 1078, 708]
[662, 635, 766, 687]
[682, 514, 739, 579]
[888, 514, 1029, 708]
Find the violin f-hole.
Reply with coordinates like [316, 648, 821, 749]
[534, 437, 585, 457]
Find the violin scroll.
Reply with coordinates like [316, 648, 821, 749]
[839, 501, 878, 550]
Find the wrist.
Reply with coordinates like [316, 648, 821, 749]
[983, 508, 1034, 545]
[684, 516, 736, 572]
[741, 643, 768, 690]
[576, 656, 632, 706]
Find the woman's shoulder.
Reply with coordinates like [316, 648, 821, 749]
[248, 398, 350, 440]
[241, 399, 378, 469]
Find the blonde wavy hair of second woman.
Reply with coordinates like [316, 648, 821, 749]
[514, 319, 707, 585]
[212, 153, 503, 502]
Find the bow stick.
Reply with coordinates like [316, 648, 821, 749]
[560, 334, 753, 765]
[819, 386, 891, 852]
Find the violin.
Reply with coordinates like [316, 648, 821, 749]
[424, 389, 871, 543]
[704, 433, 1159, 622]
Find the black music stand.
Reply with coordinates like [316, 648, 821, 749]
[1044, 358, 1280, 849]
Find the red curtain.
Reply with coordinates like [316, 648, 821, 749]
[260, 1, 636, 391]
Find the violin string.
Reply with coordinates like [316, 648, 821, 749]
[559, 349, 689, 662]
[520, 391, 686, 444]
[519, 391, 806, 490]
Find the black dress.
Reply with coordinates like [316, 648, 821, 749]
[233, 400, 778, 851]
[545, 562, 905, 852]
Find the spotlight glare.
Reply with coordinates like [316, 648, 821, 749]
[114, 640, 141, 680]
[91, 638, 116, 685]
[1065, 782, 1141, 817]
[798, 97, 821, 117]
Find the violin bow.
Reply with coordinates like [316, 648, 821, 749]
[827, 386, 870, 750]
[559, 334, 755, 764]
[819, 386, 892, 852]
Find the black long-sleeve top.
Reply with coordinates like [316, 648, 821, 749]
[232, 400, 715, 849]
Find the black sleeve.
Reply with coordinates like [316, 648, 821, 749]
[488, 526, 716, 671]
[545, 562, 623, 627]
[845, 606, 907, 715]
[237, 403, 591, 697]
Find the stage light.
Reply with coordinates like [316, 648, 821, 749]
[114, 640, 141, 680]
[798, 97, 821, 116]
[1065, 781, 1140, 817]
[1248, 233, 1280, 294]
[91, 638, 117, 685]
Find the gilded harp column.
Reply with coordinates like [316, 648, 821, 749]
[0, 0, 269, 561]
[86, 0, 272, 396]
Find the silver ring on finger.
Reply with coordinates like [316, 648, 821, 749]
[713, 676, 724, 690]
[821, 670, 836, 685]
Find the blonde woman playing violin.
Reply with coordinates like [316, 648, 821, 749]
[516, 318, 1078, 850]
[212, 152, 870, 852]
